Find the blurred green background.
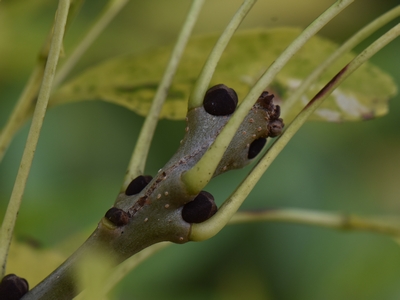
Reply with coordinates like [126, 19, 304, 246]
[1, 0, 400, 299]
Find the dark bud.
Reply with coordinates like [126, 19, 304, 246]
[268, 119, 284, 137]
[105, 207, 129, 226]
[0, 274, 29, 300]
[182, 191, 217, 223]
[125, 175, 153, 196]
[248, 138, 267, 159]
[203, 84, 238, 116]
[258, 91, 274, 109]
[273, 105, 281, 118]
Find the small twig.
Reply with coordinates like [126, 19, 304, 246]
[53, 0, 129, 88]
[0, 0, 71, 277]
[282, 4, 400, 118]
[190, 21, 399, 241]
[0, 0, 85, 164]
[121, 0, 205, 191]
[231, 209, 400, 237]
[0, 67, 44, 163]
[182, 0, 354, 195]
[188, 0, 257, 110]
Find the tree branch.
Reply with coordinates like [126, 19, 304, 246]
[190, 20, 399, 242]
[182, 0, 354, 195]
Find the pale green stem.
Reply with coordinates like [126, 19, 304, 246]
[0, 0, 71, 277]
[188, 0, 257, 110]
[0, 0, 85, 164]
[53, 0, 129, 88]
[182, 0, 354, 195]
[121, 0, 205, 191]
[282, 4, 400, 119]
[190, 22, 400, 241]
[230, 209, 400, 237]
[0, 66, 44, 163]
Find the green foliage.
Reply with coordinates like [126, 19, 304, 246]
[6, 240, 65, 288]
[51, 28, 397, 121]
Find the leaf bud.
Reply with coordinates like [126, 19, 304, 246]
[182, 191, 217, 223]
[203, 84, 238, 116]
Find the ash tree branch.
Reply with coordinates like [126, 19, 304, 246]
[190, 20, 400, 242]
[76, 207, 400, 297]
[182, 0, 354, 195]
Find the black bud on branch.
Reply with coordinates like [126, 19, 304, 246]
[105, 207, 129, 226]
[125, 175, 153, 196]
[203, 84, 238, 116]
[273, 105, 281, 118]
[258, 91, 275, 109]
[248, 138, 267, 159]
[268, 119, 284, 137]
[182, 191, 217, 223]
[0, 274, 29, 300]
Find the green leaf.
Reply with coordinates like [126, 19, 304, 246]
[51, 27, 397, 121]
[6, 239, 66, 288]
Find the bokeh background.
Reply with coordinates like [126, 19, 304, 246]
[1, 0, 400, 299]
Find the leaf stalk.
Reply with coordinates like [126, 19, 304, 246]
[0, 0, 71, 277]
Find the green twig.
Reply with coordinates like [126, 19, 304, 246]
[182, 0, 354, 195]
[190, 22, 400, 241]
[0, 67, 44, 163]
[53, 0, 129, 88]
[231, 209, 400, 237]
[121, 0, 205, 191]
[188, 0, 257, 110]
[0, 0, 71, 277]
[282, 4, 400, 118]
[0, 0, 85, 164]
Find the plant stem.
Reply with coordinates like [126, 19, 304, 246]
[0, 67, 44, 163]
[121, 0, 205, 191]
[231, 209, 400, 237]
[53, 0, 129, 88]
[182, 0, 354, 196]
[282, 4, 400, 119]
[0, 0, 85, 164]
[0, 0, 71, 277]
[190, 22, 400, 241]
[187, 0, 257, 110]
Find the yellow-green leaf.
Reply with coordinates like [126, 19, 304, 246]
[5, 239, 66, 288]
[51, 27, 397, 121]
